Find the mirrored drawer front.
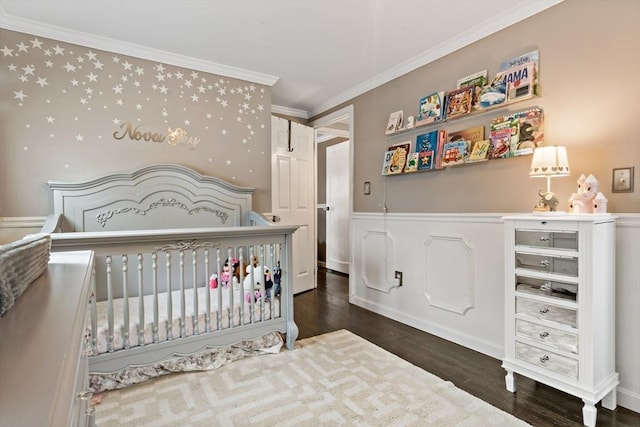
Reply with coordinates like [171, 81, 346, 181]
[515, 230, 578, 250]
[516, 276, 577, 302]
[515, 253, 578, 277]
[516, 319, 578, 354]
[516, 297, 577, 328]
[515, 342, 578, 379]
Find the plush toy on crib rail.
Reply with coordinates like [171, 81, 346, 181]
[209, 258, 241, 289]
[243, 256, 274, 302]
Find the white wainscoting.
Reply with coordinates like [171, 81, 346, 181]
[0, 217, 46, 244]
[350, 212, 640, 413]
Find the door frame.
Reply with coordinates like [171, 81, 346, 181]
[310, 105, 354, 277]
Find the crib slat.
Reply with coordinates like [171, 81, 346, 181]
[179, 250, 186, 338]
[122, 254, 130, 349]
[152, 252, 159, 343]
[166, 251, 173, 341]
[192, 249, 199, 335]
[90, 262, 98, 355]
[204, 248, 211, 333]
[106, 256, 114, 353]
[137, 254, 145, 346]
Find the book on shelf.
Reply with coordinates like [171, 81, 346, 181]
[445, 86, 474, 119]
[381, 142, 410, 175]
[441, 139, 468, 167]
[501, 62, 535, 102]
[415, 131, 439, 171]
[456, 70, 487, 111]
[466, 139, 491, 162]
[434, 129, 446, 170]
[404, 152, 420, 173]
[416, 91, 445, 125]
[447, 126, 485, 145]
[501, 50, 539, 96]
[488, 127, 513, 159]
[492, 107, 544, 156]
[385, 110, 404, 135]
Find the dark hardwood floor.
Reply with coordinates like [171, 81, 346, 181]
[294, 268, 640, 427]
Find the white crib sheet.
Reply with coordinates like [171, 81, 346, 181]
[91, 286, 280, 354]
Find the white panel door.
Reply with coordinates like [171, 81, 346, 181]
[326, 140, 350, 274]
[271, 116, 315, 294]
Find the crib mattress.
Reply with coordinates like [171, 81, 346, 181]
[90, 286, 280, 354]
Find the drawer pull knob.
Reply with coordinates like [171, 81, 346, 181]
[539, 260, 550, 267]
[539, 307, 549, 314]
[540, 355, 550, 363]
[539, 331, 550, 339]
[77, 390, 92, 400]
[539, 236, 550, 242]
[541, 221, 548, 225]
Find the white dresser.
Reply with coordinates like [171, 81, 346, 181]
[0, 251, 95, 427]
[502, 214, 618, 427]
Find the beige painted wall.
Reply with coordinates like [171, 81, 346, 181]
[315, 0, 640, 214]
[0, 30, 273, 217]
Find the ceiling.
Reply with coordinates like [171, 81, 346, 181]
[0, 1, 562, 118]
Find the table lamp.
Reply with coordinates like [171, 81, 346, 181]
[529, 146, 570, 212]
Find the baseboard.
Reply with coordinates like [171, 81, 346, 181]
[349, 294, 503, 359]
[618, 387, 640, 414]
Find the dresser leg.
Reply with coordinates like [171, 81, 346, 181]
[505, 369, 516, 392]
[582, 399, 597, 427]
[601, 388, 617, 410]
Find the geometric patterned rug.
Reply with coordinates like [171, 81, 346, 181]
[93, 329, 530, 426]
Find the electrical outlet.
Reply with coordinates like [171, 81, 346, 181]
[394, 270, 403, 286]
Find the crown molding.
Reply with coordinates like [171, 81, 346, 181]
[0, 7, 279, 86]
[271, 104, 309, 119]
[309, 0, 563, 117]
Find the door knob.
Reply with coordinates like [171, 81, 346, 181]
[325, 206, 330, 211]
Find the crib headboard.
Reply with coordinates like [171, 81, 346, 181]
[47, 164, 256, 232]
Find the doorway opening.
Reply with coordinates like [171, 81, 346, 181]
[311, 105, 354, 276]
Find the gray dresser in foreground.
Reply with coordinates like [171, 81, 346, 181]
[0, 250, 95, 427]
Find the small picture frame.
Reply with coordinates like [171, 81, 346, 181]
[612, 167, 634, 193]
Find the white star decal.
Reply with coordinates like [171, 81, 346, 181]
[8, 64, 17, 71]
[14, 90, 27, 101]
[122, 61, 132, 70]
[43, 49, 52, 56]
[93, 60, 104, 70]
[22, 64, 35, 75]
[76, 56, 85, 63]
[113, 85, 123, 94]
[191, 94, 199, 102]
[135, 67, 144, 75]
[184, 80, 192, 88]
[46, 116, 55, 123]
[113, 118, 121, 125]
[75, 134, 84, 142]
[64, 62, 76, 72]
[71, 79, 79, 86]
[19, 75, 29, 83]
[2, 45, 15, 56]
[53, 44, 65, 55]
[190, 71, 199, 79]
[116, 99, 124, 106]
[30, 38, 43, 49]
[155, 64, 165, 73]
[86, 72, 98, 82]
[136, 103, 142, 110]
[86, 50, 97, 60]
[112, 56, 120, 63]
[159, 85, 168, 94]
[16, 41, 29, 52]
[174, 71, 184, 80]
[226, 160, 232, 165]
[80, 98, 88, 105]
[184, 119, 190, 125]
[45, 60, 53, 67]
[36, 77, 49, 87]
[156, 72, 165, 81]
[257, 104, 264, 111]
[198, 85, 206, 93]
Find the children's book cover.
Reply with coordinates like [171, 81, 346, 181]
[445, 86, 473, 119]
[466, 139, 491, 162]
[416, 92, 445, 125]
[415, 131, 439, 171]
[441, 140, 468, 166]
[488, 128, 513, 159]
[404, 152, 419, 173]
[447, 126, 484, 144]
[385, 110, 403, 135]
[457, 70, 487, 111]
[501, 50, 539, 95]
[381, 144, 409, 175]
[434, 130, 446, 170]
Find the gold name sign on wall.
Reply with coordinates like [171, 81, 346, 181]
[113, 121, 200, 148]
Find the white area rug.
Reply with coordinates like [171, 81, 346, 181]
[94, 329, 530, 426]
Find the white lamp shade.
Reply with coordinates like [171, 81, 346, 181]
[529, 146, 570, 178]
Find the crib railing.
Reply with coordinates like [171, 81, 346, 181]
[49, 225, 298, 362]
